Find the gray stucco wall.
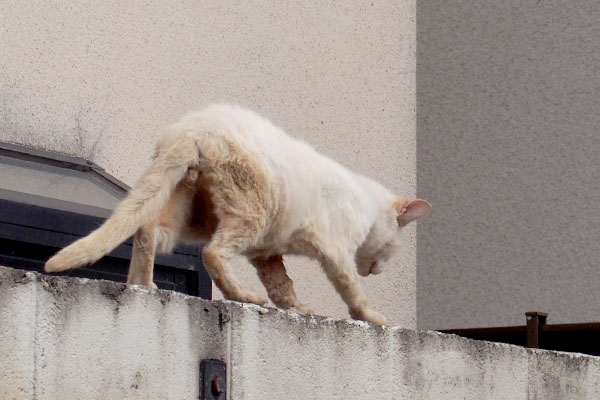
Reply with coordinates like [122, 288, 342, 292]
[2, 266, 600, 400]
[417, 1, 600, 329]
[0, 1, 417, 326]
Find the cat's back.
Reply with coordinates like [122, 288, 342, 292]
[182, 104, 316, 173]
[176, 105, 362, 183]
[183, 104, 291, 146]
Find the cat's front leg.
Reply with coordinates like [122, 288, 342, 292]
[348, 307, 388, 326]
[251, 255, 314, 315]
[321, 253, 388, 325]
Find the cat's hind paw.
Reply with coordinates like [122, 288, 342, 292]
[291, 302, 314, 315]
[238, 291, 268, 306]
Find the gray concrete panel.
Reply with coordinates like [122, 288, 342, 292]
[417, 1, 600, 329]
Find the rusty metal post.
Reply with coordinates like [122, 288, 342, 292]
[526, 311, 548, 348]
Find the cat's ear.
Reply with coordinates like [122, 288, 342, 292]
[396, 199, 431, 227]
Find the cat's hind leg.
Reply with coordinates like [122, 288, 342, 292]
[127, 184, 192, 288]
[127, 221, 158, 288]
[202, 221, 267, 306]
[251, 255, 313, 314]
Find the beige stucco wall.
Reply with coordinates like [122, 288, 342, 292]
[417, 1, 600, 329]
[1, 1, 416, 326]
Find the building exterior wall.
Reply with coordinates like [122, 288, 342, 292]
[2, 266, 600, 400]
[0, 1, 417, 326]
[417, 1, 600, 329]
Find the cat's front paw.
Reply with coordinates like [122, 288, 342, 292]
[350, 307, 388, 325]
[365, 310, 388, 325]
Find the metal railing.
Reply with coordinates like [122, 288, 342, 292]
[441, 312, 600, 356]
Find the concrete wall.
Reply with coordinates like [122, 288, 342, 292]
[417, 1, 600, 329]
[0, 1, 417, 326]
[2, 265, 600, 399]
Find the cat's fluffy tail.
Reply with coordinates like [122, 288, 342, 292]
[44, 129, 200, 273]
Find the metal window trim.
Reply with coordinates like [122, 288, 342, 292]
[0, 141, 130, 197]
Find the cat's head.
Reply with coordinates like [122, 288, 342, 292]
[356, 198, 431, 277]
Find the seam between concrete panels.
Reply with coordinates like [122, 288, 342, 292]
[225, 302, 232, 400]
[32, 274, 39, 400]
[526, 350, 532, 399]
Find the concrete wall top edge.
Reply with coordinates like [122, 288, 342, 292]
[2, 265, 600, 399]
[4, 264, 598, 360]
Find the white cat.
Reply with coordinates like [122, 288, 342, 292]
[45, 104, 430, 325]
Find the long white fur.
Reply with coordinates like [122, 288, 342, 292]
[45, 104, 430, 324]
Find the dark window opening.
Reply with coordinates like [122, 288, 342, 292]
[0, 142, 211, 299]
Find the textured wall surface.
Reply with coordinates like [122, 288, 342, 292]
[0, 267, 226, 399]
[2, 266, 600, 400]
[0, 1, 416, 327]
[417, 1, 600, 329]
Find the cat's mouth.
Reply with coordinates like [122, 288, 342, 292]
[369, 261, 384, 275]
[357, 261, 380, 276]
[364, 261, 382, 276]
[368, 261, 377, 274]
